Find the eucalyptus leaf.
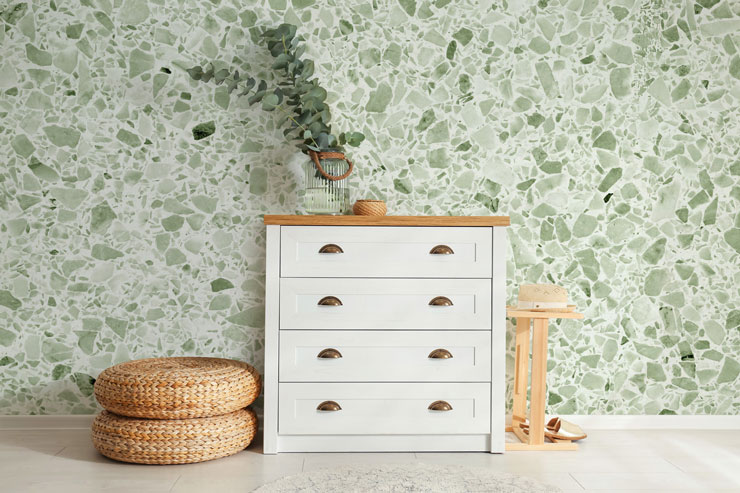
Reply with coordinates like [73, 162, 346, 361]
[262, 93, 279, 110]
[273, 87, 284, 104]
[345, 132, 365, 147]
[248, 90, 266, 105]
[317, 132, 329, 150]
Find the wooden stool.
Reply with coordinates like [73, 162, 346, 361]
[505, 307, 584, 451]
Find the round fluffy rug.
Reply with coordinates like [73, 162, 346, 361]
[252, 463, 561, 492]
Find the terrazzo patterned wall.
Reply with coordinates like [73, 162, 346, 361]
[1, 0, 739, 416]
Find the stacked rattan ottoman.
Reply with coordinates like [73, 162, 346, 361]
[92, 357, 261, 464]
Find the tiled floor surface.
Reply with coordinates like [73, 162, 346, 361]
[1, 428, 739, 492]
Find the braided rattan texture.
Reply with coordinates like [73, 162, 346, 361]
[92, 408, 257, 464]
[353, 200, 387, 216]
[94, 357, 261, 419]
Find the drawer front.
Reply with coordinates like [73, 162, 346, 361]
[280, 226, 492, 278]
[279, 278, 491, 330]
[279, 331, 491, 382]
[279, 383, 490, 435]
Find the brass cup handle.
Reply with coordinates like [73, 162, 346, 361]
[317, 348, 342, 359]
[429, 245, 454, 255]
[428, 348, 453, 359]
[429, 296, 453, 306]
[317, 400, 342, 412]
[428, 400, 453, 411]
[319, 244, 344, 254]
[318, 296, 343, 306]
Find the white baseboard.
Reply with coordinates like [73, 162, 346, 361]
[0, 415, 95, 430]
[0, 413, 265, 430]
[556, 414, 740, 430]
[2, 413, 738, 431]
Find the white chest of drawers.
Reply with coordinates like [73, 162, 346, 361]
[262, 215, 509, 453]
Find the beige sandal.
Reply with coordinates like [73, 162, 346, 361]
[519, 417, 587, 442]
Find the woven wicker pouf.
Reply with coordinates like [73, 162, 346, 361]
[94, 357, 261, 419]
[92, 408, 257, 464]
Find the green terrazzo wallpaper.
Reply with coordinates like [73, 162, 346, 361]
[1, 0, 739, 415]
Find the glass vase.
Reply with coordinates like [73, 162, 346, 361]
[303, 154, 351, 215]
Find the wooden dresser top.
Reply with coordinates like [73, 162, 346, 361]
[263, 215, 510, 226]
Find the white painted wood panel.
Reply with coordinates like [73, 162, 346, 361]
[276, 434, 491, 452]
[263, 225, 280, 454]
[279, 330, 491, 382]
[280, 226, 492, 278]
[490, 226, 507, 453]
[279, 278, 491, 330]
[279, 383, 491, 435]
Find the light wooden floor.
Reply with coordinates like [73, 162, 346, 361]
[1, 428, 739, 492]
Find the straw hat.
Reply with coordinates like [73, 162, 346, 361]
[516, 284, 576, 312]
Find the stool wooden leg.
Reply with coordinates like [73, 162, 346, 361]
[512, 317, 530, 427]
[529, 318, 549, 446]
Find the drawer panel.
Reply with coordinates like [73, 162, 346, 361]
[279, 331, 491, 382]
[279, 278, 491, 330]
[279, 383, 490, 435]
[280, 226, 492, 278]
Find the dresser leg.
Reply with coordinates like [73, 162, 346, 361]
[512, 317, 530, 427]
[529, 318, 549, 445]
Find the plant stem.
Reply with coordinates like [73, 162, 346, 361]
[275, 104, 320, 150]
[276, 35, 322, 151]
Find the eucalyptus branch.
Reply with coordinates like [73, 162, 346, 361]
[187, 23, 365, 153]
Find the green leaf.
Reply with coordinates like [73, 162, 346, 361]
[273, 87, 284, 104]
[238, 77, 256, 96]
[345, 131, 365, 147]
[248, 90, 266, 105]
[269, 42, 284, 57]
[308, 121, 323, 136]
[262, 93, 279, 110]
[276, 23, 297, 40]
[317, 132, 329, 150]
[297, 111, 311, 125]
[305, 86, 327, 102]
[272, 53, 291, 70]
[302, 60, 314, 79]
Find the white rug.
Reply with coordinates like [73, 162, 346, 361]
[253, 463, 561, 492]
